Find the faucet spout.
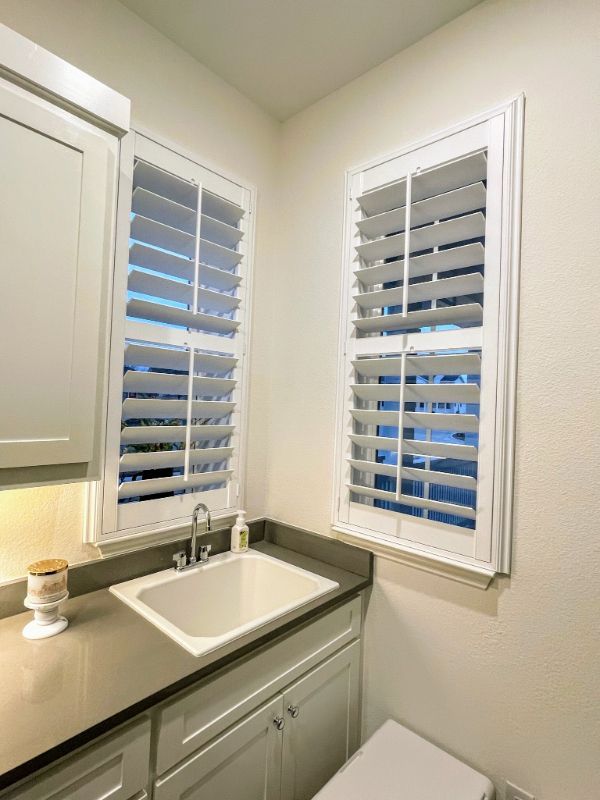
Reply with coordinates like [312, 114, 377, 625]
[190, 502, 212, 564]
[172, 503, 212, 571]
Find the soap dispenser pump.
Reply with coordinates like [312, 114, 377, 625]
[231, 511, 249, 553]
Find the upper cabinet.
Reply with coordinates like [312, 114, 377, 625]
[0, 24, 130, 489]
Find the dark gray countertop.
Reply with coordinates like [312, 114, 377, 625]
[0, 533, 371, 789]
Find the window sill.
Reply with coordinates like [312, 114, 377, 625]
[332, 525, 496, 589]
[88, 510, 237, 557]
[91, 525, 193, 557]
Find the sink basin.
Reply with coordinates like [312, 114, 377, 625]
[109, 549, 339, 657]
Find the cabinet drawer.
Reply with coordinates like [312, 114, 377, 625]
[3, 719, 150, 800]
[156, 596, 361, 774]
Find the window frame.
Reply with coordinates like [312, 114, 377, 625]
[332, 96, 524, 588]
[86, 128, 256, 550]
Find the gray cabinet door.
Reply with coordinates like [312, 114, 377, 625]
[3, 720, 150, 800]
[281, 641, 360, 800]
[0, 75, 117, 483]
[155, 696, 284, 800]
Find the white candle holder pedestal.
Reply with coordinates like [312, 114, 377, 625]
[22, 592, 69, 640]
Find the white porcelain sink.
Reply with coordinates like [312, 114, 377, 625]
[110, 549, 339, 657]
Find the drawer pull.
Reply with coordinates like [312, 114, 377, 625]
[287, 704, 300, 719]
[273, 715, 285, 731]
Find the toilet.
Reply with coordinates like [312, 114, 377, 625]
[313, 720, 495, 799]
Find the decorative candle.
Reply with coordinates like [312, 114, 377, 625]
[26, 559, 68, 604]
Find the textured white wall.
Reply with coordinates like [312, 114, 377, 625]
[0, 484, 92, 580]
[266, 0, 600, 796]
[0, 0, 280, 579]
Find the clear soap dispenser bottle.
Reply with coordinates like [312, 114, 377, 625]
[231, 510, 249, 553]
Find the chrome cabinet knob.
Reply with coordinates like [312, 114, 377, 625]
[273, 715, 285, 731]
[287, 704, 300, 719]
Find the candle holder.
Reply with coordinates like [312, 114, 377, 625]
[23, 592, 69, 640]
[23, 559, 69, 640]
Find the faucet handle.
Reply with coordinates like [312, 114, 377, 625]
[198, 544, 211, 563]
[172, 550, 187, 570]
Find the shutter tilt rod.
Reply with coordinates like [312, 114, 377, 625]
[401, 172, 412, 319]
[397, 172, 412, 498]
[183, 182, 202, 481]
[395, 352, 407, 502]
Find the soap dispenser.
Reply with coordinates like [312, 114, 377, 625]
[231, 511, 249, 553]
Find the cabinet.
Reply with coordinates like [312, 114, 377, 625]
[155, 641, 360, 800]
[1, 598, 362, 800]
[155, 697, 283, 800]
[281, 642, 360, 800]
[0, 24, 129, 489]
[156, 596, 362, 773]
[3, 719, 151, 800]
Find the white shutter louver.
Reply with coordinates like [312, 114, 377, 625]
[335, 105, 523, 576]
[101, 134, 252, 539]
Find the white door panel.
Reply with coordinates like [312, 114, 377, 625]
[155, 696, 283, 800]
[281, 641, 360, 800]
[0, 76, 116, 471]
[3, 720, 150, 800]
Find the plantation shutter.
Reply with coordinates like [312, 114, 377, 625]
[102, 134, 251, 538]
[337, 117, 508, 563]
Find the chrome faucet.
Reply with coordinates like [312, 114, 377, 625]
[191, 502, 212, 563]
[173, 502, 212, 571]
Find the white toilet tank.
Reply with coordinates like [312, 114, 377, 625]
[313, 719, 495, 800]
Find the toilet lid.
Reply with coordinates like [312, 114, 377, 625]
[313, 719, 495, 800]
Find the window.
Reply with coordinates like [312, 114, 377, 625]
[92, 133, 253, 545]
[333, 99, 523, 586]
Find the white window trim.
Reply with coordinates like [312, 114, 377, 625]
[331, 95, 524, 589]
[85, 128, 256, 553]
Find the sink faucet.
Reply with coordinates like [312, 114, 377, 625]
[173, 502, 212, 572]
[191, 502, 211, 563]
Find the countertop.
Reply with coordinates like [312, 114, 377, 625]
[0, 538, 371, 789]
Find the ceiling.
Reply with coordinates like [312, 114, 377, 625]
[118, 0, 483, 120]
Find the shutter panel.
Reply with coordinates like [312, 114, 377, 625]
[353, 150, 486, 339]
[348, 349, 482, 545]
[120, 157, 242, 511]
[337, 118, 506, 559]
[102, 134, 252, 539]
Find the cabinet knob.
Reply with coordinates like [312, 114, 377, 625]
[273, 715, 285, 731]
[287, 704, 300, 719]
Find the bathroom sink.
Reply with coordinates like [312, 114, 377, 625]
[110, 549, 339, 657]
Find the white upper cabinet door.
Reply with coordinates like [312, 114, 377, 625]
[281, 641, 360, 800]
[0, 76, 118, 479]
